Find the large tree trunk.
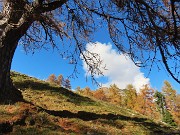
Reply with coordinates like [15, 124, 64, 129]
[0, 39, 23, 103]
[0, 1, 34, 103]
[0, 0, 67, 103]
[0, 7, 33, 103]
[0, 21, 33, 103]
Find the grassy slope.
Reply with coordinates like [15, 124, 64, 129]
[0, 71, 179, 135]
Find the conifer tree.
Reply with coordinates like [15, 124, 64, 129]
[154, 91, 166, 120]
[162, 81, 179, 126]
[82, 87, 93, 97]
[135, 85, 159, 119]
[47, 74, 57, 84]
[75, 86, 81, 94]
[64, 79, 71, 89]
[174, 94, 180, 126]
[107, 84, 122, 105]
[57, 74, 64, 87]
[124, 84, 137, 109]
[163, 110, 177, 126]
[93, 88, 107, 101]
[162, 81, 177, 112]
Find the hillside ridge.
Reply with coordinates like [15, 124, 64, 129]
[0, 71, 179, 134]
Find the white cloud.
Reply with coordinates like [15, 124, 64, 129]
[82, 42, 150, 92]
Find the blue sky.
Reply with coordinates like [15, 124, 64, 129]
[11, 28, 180, 93]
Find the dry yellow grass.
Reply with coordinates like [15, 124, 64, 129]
[0, 71, 179, 135]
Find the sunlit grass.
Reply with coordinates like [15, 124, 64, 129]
[0, 71, 178, 134]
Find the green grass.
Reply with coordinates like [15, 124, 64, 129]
[0, 71, 179, 134]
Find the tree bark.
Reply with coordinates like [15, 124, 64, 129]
[0, 20, 34, 103]
[0, 0, 67, 103]
[0, 18, 32, 104]
[0, 39, 23, 103]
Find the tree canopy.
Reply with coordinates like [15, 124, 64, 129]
[1, 0, 179, 83]
[0, 0, 179, 102]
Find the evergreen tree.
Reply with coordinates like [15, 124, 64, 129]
[153, 90, 178, 127]
[163, 110, 177, 126]
[154, 91, 166, 120]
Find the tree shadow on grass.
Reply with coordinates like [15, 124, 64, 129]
[41, 108, 178, 134]
[14, 80, 96, 106]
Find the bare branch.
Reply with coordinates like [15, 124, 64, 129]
[41, 0, 67, 13]
[159, 45, 180, 83]
[1, 0, 179, 85]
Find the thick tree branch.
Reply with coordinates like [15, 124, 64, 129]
[0, 0, 179, 88]
[37, 0, 44, 4]
[170, 0, 178, 43]
[41, 0, 67, 12]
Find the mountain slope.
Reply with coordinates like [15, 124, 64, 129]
[0, 71, 179, 135]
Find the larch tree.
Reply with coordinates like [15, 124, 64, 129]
[47, 74, 57, 84]
[57, 74, 64, 87]
[64, 78, 71, 89]
[124, 84, 137, 109]
[135, 85, 158, 119]
[93, 88, 107, 101]
[107, 84, 122, 105]
[162, 81, 177, 112]
[0, 0, 179, 103]
[81, 86, 93, 97]
[174, 94, 180, 126]
[75, 86, 82, 94]
[162, 81, 179, 126]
